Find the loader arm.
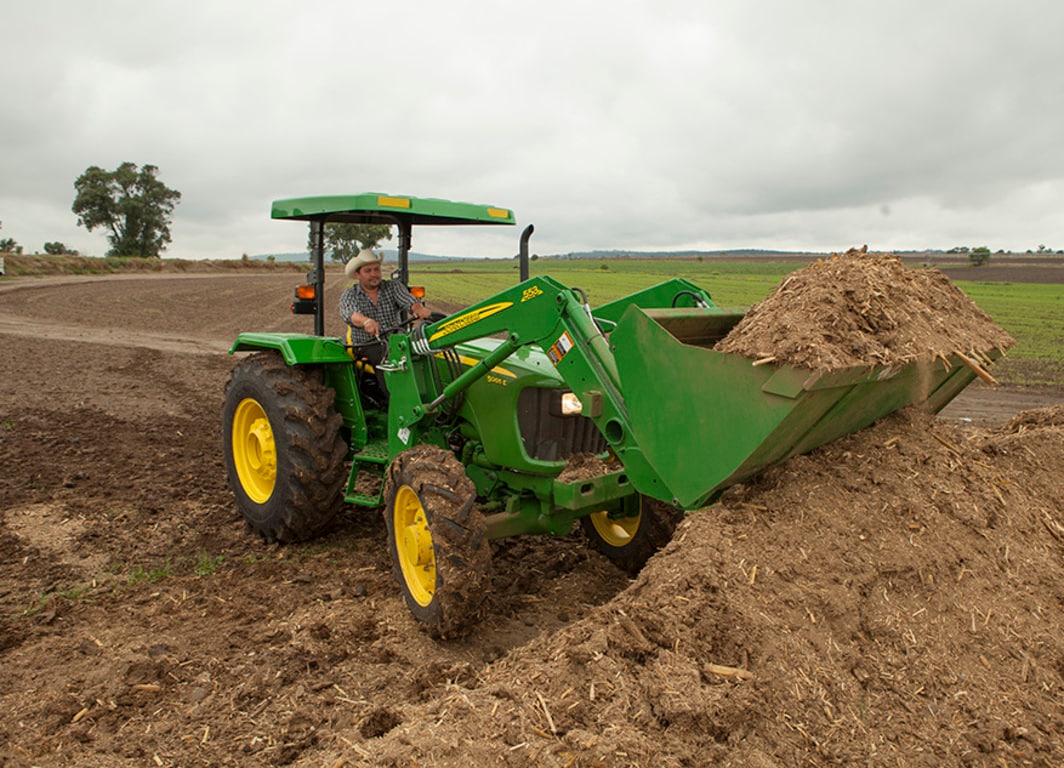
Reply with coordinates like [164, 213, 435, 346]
[384, 276, 680, 501]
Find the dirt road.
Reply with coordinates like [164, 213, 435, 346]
[1, 273, 1062, 767]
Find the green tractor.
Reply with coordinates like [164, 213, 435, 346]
[223, 193, 997, 637]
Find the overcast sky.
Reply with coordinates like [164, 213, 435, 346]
[2, 0, 1062, 260]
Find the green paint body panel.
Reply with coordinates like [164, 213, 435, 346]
[449, 338, 568, 472]
[229, 333, 352, 365]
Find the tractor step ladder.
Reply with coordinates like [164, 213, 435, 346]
[345, 439, 389, 507]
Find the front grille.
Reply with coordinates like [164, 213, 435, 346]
[517, 388, 607, 461]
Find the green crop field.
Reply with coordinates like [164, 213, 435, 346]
[953, 282, 1064, 387]
[415, 259, 1063, 387]
[415, 258, 797, 307]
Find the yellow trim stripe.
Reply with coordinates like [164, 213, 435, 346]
[434, 353, 517, 379]
[486, 207, 511, 219]
[428, 301, 512, 343]
[378, 195, 411, 209]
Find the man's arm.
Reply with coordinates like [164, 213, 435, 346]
[390, 281, 431, 320]
[340, 287, 381, 338]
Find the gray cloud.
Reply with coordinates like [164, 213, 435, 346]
[2, 0, 1062, 260]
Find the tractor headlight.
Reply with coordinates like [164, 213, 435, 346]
[560, 392, 583, 416]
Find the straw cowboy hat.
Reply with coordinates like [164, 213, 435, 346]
[344, 248, 382, 279]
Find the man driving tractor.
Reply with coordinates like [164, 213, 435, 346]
[340, 247, 431, 366]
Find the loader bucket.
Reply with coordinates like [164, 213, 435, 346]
[608, 306, 998, 509]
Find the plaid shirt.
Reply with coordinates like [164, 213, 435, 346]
[339, 280, 418, 346]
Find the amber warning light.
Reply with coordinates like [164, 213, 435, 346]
[410, 285, 426, 300]
[291, 284, 318, 315]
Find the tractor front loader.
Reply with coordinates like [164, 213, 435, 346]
[223, 193, 1002, 637]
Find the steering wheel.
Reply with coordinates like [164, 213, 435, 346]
[377, 316, 418, 337]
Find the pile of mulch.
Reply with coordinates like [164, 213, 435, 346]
[714, 247, 1016, 370]
[556, 453, 614, 483]
[354, 405, 1064, 767]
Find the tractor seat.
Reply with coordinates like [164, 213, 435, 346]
[344, 327, 388, 407]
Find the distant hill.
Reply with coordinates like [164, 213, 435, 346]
[542, 249, 822, 260]
[253, 247, 967, 263]
[252, 249, 820, 263]
[252, 252, 308, 263]
[252, 251, 468, 263]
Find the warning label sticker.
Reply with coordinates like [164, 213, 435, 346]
[547, 331, 574, 365]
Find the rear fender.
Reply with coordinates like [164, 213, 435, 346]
[229, 332, 353, 365]
[229, 332, 367, 444]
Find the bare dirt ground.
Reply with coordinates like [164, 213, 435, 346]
[1, 267, 1062, 767]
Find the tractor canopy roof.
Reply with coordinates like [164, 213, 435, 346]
[271, 193, 515, 227]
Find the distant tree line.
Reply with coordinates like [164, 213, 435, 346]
[947, 243, 1062, 267]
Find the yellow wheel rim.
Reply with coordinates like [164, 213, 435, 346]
[588, 504, 641, 548]
[393, 485, 436, 607]
[231, 398, 277, 504]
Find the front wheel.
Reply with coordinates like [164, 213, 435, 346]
[383, 446, 491, 638]
[581, 496, 683, 575]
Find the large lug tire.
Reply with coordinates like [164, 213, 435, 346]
[222, 352, 347, 543]
[581, 495, 684, 575]
[383, 446, 491, 639]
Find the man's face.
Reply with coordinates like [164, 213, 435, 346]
[357, 261, 382, 290]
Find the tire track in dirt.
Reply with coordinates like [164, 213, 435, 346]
[0, 312, 231, 355]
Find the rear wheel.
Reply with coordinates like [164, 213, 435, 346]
[222, 352, 347, 543]
[581, 496, 683, 575]
[383, 446, 491, 638]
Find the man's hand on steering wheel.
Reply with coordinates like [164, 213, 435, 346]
[411, 302, 432, 322]
[362, 317, 382, 337]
